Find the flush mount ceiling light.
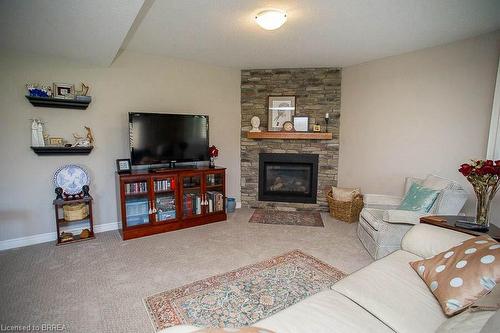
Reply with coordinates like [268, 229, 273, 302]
[255, 9, 287, 30]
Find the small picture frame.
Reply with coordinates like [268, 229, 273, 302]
[293, 116, 309, 132]
[313, 124, 321, 132]
[116, 159, 131, 174]
[48, 137, 64, 146]
[267, 95, 296, 131]
[53, 83, 75, 99]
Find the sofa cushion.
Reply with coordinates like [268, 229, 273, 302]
[360, 208, 385, 231]
[410, 235, 500, 316]
[402, 224, 473, 259]
[435, 309, 496, 333]
[332, 250, 447, 333]
[254, 290, 393, 333]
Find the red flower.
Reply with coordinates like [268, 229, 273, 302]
[208, 145, 219, 158]
[496, 160, 500, 166]
[458, 164, 473, 177]
[484, 160, 494, 167]
[478, 165, 495, 176]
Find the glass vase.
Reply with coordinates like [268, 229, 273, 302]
[209, 156, 215, 168]
[475, 191, 491, 228]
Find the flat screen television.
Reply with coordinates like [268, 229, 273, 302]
[129, 112, 209, 165]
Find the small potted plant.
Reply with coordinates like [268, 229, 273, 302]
[208, 145, 219, 168]
[458, 160, 499, 227]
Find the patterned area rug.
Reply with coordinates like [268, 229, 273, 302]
[249, 209, 324, 227]
[144, 250, 345, 331]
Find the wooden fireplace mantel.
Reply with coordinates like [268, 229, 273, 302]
[246, 131, 332, 140]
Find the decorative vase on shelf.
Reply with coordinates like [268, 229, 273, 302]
[208, 145, 219, 169]
[459, 160, 499, 228]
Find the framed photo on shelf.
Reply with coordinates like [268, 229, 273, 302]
[53, 83, 75, 99]
[313, 124, 321, 132]
[116, 159, 131, 174]
[293, 116, 309, 132]
[267, 95, 296, 131]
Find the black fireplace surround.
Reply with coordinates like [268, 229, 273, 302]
[259, 153, 319, 204]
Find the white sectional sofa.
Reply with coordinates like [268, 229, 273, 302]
[161, 224, 496, 333]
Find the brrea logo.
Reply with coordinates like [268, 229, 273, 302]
[0, 324, 67, 331]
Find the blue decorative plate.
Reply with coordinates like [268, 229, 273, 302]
[53, 164, 90, 195]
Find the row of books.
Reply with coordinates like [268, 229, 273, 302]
[183, 193, 202, 216]
[125, 182, 148, 194]
[207, 191, 224, 213]
[154, 179, 175, 192]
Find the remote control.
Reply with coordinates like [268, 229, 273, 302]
[455, 220, 489, 232]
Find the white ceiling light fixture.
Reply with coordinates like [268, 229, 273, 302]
[255, 9, 287, 30]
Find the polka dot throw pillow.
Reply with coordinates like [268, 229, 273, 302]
[410, 235, 499, 316]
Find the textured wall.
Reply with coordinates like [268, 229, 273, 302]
[241, 68, 341, 211]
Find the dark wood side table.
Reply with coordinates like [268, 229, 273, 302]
[420, 215, 500, 241]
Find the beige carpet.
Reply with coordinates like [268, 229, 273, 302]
[0, 208, 373, 333]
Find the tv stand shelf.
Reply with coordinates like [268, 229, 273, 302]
[117, 167, 227, 240]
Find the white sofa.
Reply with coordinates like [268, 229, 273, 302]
[160, 224, 494, 333]
[358, 175, 468, 259]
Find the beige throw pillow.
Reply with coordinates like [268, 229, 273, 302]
[410, 235, 500, 316]
[331, 187, 360, 202]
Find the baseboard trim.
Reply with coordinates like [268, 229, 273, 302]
[0, 206, 244, 251]
[0, 221, 121, 251]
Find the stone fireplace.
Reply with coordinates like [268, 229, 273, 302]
[259, 153, 318, 204]
[241, 67, 341, 211]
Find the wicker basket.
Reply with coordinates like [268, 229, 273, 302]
[327, 189, 364, 223]
[63, 203, 89, 221]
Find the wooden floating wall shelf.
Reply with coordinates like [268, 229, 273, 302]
[246, 131, 332, 140]
[25, 95, 91, 110]
[31, 146, 94, 155]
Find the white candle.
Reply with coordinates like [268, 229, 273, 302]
[325, 113, 329, 119]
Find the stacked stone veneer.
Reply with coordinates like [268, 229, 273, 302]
[241, 68, 341, 211]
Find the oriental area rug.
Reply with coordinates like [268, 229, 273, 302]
[144, 250, 345, 331]
[249, 209, 324, 227]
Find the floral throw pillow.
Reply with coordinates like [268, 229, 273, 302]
[410, 235, 500, 316]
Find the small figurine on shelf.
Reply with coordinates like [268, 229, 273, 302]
[82, 185, 90, 198]
[55, 187, 64, 200]
[73, 126, 94, 147]
[80, 229, 91, 239]
[60, 232, 74, 243]
[208, 145, 219, 168]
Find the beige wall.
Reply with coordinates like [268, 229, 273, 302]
[0, 51, 240, 241]
[339, 32, 500, 224]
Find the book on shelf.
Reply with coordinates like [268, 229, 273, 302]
[154, 178, 176, 192]
[206, 191, 224, 213]
[125, 181, 148, 194]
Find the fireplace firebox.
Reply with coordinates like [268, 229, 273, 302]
[259, 153, 319, 203]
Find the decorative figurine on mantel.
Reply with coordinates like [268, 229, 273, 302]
[250, 116, 261, 132]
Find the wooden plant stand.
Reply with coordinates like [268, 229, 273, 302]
[53, 196, 95, 245]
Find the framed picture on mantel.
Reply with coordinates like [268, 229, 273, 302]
[267, 95, 296, 131]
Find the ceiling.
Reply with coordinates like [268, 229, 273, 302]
[1, 0, 499, 68]
[0, 0, 144, 66]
